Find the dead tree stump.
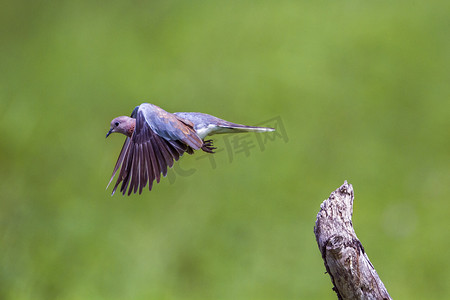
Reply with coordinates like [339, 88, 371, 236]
[314, 181, 392, 300]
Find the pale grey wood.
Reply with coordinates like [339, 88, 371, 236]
[314, 181, 392, 300]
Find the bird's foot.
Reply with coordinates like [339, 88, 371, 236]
[202, 139, 216, 153]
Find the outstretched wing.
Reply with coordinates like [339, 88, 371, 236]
[108, 104, 203, 195]
[140, 103, 203, 149]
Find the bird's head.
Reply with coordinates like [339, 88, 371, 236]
[106, 116, 136, 138]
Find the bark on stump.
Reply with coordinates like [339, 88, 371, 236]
[314, 181, 392, 300]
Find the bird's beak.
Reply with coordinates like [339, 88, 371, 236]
[106, 128, 113, 138]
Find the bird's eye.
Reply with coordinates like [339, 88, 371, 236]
[114, 122, 119, 126]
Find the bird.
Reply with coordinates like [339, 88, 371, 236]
[106, 103, 275, 195]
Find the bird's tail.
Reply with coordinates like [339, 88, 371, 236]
[213, 124, 275, 135]
[174, 112, 275, 138]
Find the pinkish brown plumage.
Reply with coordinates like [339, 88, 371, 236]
[106, 116, 136, 138]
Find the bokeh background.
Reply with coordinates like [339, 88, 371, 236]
[1, 0, 449, 299]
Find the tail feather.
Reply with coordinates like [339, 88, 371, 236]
[173, 112, 275, 138]
[214, 124, 274, 134]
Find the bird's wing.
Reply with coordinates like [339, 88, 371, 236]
[139, 103, 203, 149]
[108, 104, 202, 195]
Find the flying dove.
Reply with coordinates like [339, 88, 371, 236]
[106, 103, 275, 195]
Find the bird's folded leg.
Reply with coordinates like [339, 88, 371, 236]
[201, 139, 216, 153]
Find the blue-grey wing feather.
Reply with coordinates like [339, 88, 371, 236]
[130, 106, 139, 118]
[138, 103, 203, 149]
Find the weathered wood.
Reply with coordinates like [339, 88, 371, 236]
[314, 181, 392, 300]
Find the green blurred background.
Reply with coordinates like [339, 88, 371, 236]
[1, 0, 449, 299]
